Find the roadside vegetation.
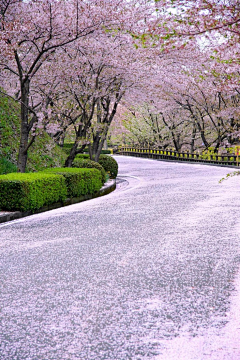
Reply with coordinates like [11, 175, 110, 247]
[0, 0, 238, 208]
[0, 93, 118, 211]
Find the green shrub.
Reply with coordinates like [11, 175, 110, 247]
[72, 158, 106, 184]
[0, 157, 17, 175]
[226, 147, 234, 154]
[200, 153, 209, 160]
[61, 143, 74, 155]
[76, 154, 89, 159]
[42, 167, 102, 197]
[76, 154, 118, 178]
[0, 173, 67, 211]
[100, 149, 112, 154]
[207, 147, 215, 154]
[99, 155, 118, 178]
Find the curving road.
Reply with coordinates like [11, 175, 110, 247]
[1, 155, 240, 360]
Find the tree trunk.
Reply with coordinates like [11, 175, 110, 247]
[199, 129, 210, 149]
[171, 131, 181, 152]
[103, 139, 108, 150]
[89, 94, 122, 162]
[194, 120, 209, 149]
[214, 140, 221, 153]
[89, 132, 101, 162]
[65, 139, 80, 167]
[64, 123, 87, 167]
[53, 127, 67, 147]
[17, 78, 30, 173]
[190, 124, 197, 153]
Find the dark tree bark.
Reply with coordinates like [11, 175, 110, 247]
[89, 93, 122, 162]
[64, 124, 87, 167]
[190, 123, 197, 153]
[4, 1, 98, 172]
[17, 78, 30, 172]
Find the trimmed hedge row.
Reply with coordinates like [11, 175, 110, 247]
[41, 167, 102, 198]
[0, 168, 103, 212]
[0, 173, 67, 211]
[99, 149, 112, 154]
[72, 158, 106, 184]
[76, 154, 118, 179]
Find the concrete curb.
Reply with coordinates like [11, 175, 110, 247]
[0, 179, 116, 224]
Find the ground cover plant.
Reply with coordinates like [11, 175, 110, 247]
[0, 93, 67, 174]
[0, 157, 17, 175]
[0, 92, 20, 163]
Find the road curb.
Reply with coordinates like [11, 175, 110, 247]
[0, 179, 116, 224]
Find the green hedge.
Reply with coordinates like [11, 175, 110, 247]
[0, 173, 67, 211]
[76, 154, 89, 159]
[100, 149, 112, 154]
[61, 143, 75, 155]
[42, 168, 102, 197]
[72, 158, 106, 184]
[76, 154, 118, 179]
[99, 155, 118, 178]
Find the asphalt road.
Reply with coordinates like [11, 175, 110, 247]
[1, 155, 240, 360]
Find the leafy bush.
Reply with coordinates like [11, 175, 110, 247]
[98, 155, 118, 178]
[199, 152, 209, 160]
[76, 154, 118, 178]
[226, 147, 234, 154]
[76, 154, 89, 159]
[61, 143, 74, 155]
[0, 173, 67, 211]
[100, 149, 112, 154]
[42, 167, 102, 197]
[0, 157, 17, 175]
[72, 158, 106, 184]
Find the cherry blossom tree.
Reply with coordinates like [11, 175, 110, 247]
[153, 0, 240, 46]
[0, 0, 96, 171]
[1, 0, 238, 170]
[116, 41, 239, 153]
[41, 10, 159, 165]
[1, 0, 149, 171]
[150, 0, 239, 92]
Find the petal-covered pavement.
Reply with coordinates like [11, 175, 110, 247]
[0, 156, 240, 359]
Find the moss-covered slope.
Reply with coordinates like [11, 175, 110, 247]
[0, 93, 66, 173]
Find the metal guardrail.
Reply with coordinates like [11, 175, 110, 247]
[117, 147, 240, 167]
